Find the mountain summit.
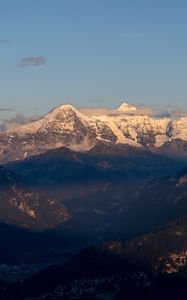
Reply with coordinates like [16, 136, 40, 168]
[117, 102, 137, 112]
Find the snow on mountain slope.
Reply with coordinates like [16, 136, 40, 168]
[114, 114, 171, 147]
[117, 102, 137, 112]
[0, 102, 187, 163]
[92, 114, 141, 147]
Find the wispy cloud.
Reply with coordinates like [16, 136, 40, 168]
[141, 104, 187, 119]
[0, 108, 14, 112]
[19, 56, 47, 67]
[0, 113, 40, 131]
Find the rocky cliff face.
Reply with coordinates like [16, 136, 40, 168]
[0, 166, 69, 229]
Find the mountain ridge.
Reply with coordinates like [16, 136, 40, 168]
[6, 143, 185, 242]
[1, 102, 187, 163]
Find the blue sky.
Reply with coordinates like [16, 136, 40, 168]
[0, 0, 187, 116]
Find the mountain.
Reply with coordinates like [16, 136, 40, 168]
[7, 142, 182, 184]
[6, 143, 185, 242]
[103, 215, 187, 274]
[115, 166, 187, 233]
[1, 102, 187, 163]
[101, 165, 187, 240]
[5, 216, 187, 299]
[6, 216, 187, 299]
[2, 102, 187, 297]
[0, 222, 88, 268]
[117, 102, 137, 112]
[0, 166, 69, 230]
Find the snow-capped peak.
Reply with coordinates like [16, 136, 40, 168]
[117, 102, 137, 112]
[54, 103, 77, 111]
[44, 103, 91, 123]
[47, 103, 78, 116]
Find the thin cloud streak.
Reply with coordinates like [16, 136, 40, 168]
[0, 114, 40, 131]
[0, 108, 14, 112]
[19, 56, 47, 67]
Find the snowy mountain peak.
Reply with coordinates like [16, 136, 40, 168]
[55, 103, 77, 111]
[117, 102, 137, 112]
[45, 103, 91, 123]
[47, 103, 77, 118]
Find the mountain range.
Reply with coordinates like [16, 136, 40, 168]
[1, 102, 187, 163]
[5, 143, 184, 240]
[0, 103, 186, 242]
[1, 102, 187, 298]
